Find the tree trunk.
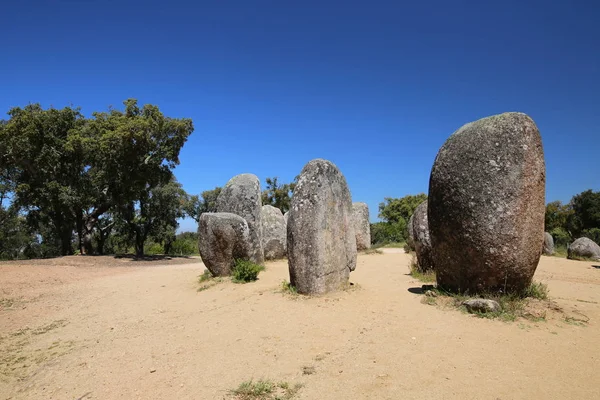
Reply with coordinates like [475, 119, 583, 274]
[82, 224, 94, 255]
[135, 229, 146, 258]
[60, 227, 73, 256]
[164, 240, 173, 255]
[76, 203, 111, 255]
[76, 211, 84, 255]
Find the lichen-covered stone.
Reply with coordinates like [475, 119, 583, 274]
[412, 201, 433, 271]
[567, 237, 600, 261]
[352, 202, 371, 250]
[429, 112, 546, 293]
[261, 205, 287, 260]
[543, 232, 554, 255]
[216, 173, 264, 264]
[198, 213, 250, 276]
[287, 159, 357, 294]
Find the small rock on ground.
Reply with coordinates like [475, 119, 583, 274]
[462, 299, 501, 313]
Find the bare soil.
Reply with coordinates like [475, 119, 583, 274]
[1, 253, 599, 399]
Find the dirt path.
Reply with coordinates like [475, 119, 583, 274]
[1, 254, 599, 399]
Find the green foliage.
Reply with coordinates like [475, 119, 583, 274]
[427, 281, 550, 322]
[169, 231, 198, 255]
[550, 227, 571, 248]
[0, 104, 86, 255]
[545, 190, 600, 247]
[230, 379, 302, 400]
[185, 187, 222, 222]
[0, 99, 194, 258]
[370, 221, 406, 245]
[118, 178, 188, 257]
[198, 269, 214, 283]
[567, 190, 600, 240]
[378, 193, 427, 224]
[373, 194, 426, 245]
[582, 228, 600, 245]
[280, 280, 298, 294]
[408, 255, 436, 283]
[232, 259, 265, 283]
[522, 281, 549, 300]
[545, 201, 573, 233]
[261, 177, 296, 214]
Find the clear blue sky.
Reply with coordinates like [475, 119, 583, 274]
[2, 0, 598, 232]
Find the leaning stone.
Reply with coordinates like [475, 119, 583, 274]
[198, 213, 250, 276]
[412, 201, 433, 271]
[352, 202, 371, 250]
[287, 159, 357, 295]
[462, 299, 501, 313]
[429, 112, 546, 293]
[567, 237, 600, 261]
[543, 232, 554, 255]
[261, 205, 287, 260]
[216, 173, 264, 264]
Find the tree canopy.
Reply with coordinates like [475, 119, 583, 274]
[0, 99, 194, 258]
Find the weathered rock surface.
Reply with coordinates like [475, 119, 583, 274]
[261, 205, 287, 260]
[543, 232, 554, 255]
[412, 201, 433, 271]
[428, 112, 546, 293]
[462, 299, 501, 314]
[407, 213, 415, 251]
[567, 237, 600, 261]
[287, 159, 357, 295]
[198, 213, 250, 276]
[216, 173, 264, 264]
[283, 211, 289, 225]
[352, 202, 371, 250]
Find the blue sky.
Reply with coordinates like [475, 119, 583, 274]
[2, 0, 599, 232]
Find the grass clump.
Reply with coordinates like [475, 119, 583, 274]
[230, 379, 302, 400]
[522, 281, 549, 300]
[374, 241, 406, 249]
[280, 280, 298, 295]
[198, 269, 213, 283]
[423, 281, 553, 322]
[232, 259, 265, 283]
[197, 269, 224, 291]
[408, 255, 436, 283]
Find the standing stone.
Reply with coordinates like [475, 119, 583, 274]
[407, 213, 415, 251]
[216, 173, 264, 264]
[543, 232, 554, 255]
[261, 205, 287, 260]
[412, 201, 433, 271]
[352, 202, 371, 250]
[428, 113, 546, 293]
[198, 213, 250, 276]
[287, 159, 357, 294]
[567, 237, 600, 261]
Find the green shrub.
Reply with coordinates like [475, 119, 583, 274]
[280, 280, 298, 294]
[232, 259, 265, 283]
[550, 227, 571, 248]
[144, 242, 164, 255]
[582, 228, 600, 245]
[370, 221, 405, 245]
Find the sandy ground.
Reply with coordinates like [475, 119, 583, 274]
[1, 253, 599, 400]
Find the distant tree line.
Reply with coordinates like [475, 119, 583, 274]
[370, 194, 427, 245]
[370, 189, 600, 249]
[545, 189, 600, 249]
[0, 98, 298, 261]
